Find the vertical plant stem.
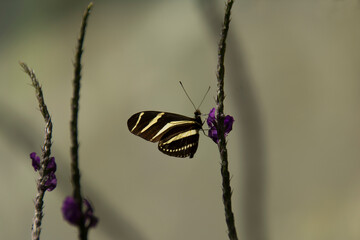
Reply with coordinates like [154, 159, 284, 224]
[70, 3, 93, 240]
[32, 189, 45, 240]
[215, 1, 238, 240]
[20, 62, 54, 240]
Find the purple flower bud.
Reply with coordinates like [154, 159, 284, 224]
[30, 153, 57, 172]
[207, 108, 216, 127]
[30, 152, 41, 171]
[62, 197, 82, 225]
[62, 196, 99, 228]
[30, 152, 57, 191]
[47, 157, 56, 172]
[84, 199, 98, 228]
[45, 172, 57, 191]
[224, 115, 234, 133]
[208, 126, 219, 143]
[206, 108, 234, 143]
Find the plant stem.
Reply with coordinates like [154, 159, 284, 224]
[215, 1, 238, 239]
[70, 3, 93, 240]
[20, 62, 54, 240]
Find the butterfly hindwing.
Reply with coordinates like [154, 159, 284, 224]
[127, 111, 202, 158]
[158, 125, 200, 158]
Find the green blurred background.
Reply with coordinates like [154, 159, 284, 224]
[0, 0, 359, 239]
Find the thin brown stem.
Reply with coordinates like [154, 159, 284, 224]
[70, 3, 93, 240]
[20, 62, 54, 240]
[215, 1, 238, 239]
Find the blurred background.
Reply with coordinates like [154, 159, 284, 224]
[0, 0, 359, 239]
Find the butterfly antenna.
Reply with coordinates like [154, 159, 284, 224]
[197, 86, 211, 110]
[179, 81, 197, 110]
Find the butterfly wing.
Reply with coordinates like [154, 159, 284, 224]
[158, 124, 200, 158]
[127, 111, 202, 158]
[127, 111, 200, 142]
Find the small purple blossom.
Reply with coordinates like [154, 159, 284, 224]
[62, 196, 98, 228]
[44, 172, 57, 191]
[84, 199, 99, 228]
[208, 127, 218, 143]
[207, 108, 216, 128]
[47, 157, 57, 172]
[30, 152, 57, 191]
[224, 115, 234, 133]
[30, 152, 41, 171]
[62, 197, 82, 225]
[207, 108, 234, 143]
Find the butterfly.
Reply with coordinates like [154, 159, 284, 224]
[127, 82, 210, 158]
[127, 110, 203, 158]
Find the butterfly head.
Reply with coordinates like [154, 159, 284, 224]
[194, 109, 203, 127]
[194, 109, 201, 117]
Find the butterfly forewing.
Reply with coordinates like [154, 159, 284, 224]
[127, 111, 168, 142]
[127, 111, 202, 158]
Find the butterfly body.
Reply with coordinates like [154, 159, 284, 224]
[127, 110, 202, 158]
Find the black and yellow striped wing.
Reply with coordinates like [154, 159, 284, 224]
[127, 111, 202, 158]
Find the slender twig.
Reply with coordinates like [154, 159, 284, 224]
[20, 62, 54, 240]
[70, 3, 93, 240]
[215, 1, 238, 239]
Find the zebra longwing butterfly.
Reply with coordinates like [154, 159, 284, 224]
[127, 110, 203, 158]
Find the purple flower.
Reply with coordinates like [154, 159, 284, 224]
[207, 108, 234, 143]
[30, 152, 41, 171]
[208, 127, 218, 143]
[47, 157, 57, 172]
[224, 115, 234, 133]
[62, 196, 98, 228]
[44, 172, 57, 191]
[62, 197, 82, 225]
[30, 152, 57, 191]
[30, 153, 57, 172]
[84, 199, 99, 228]
[207, 108, 216, 128]
[45, 157, 57, 191]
